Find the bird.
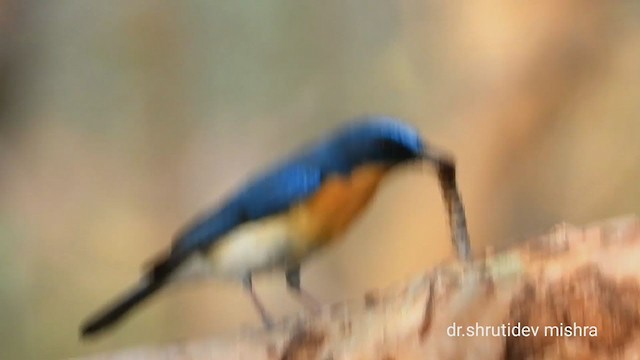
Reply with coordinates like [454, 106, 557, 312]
[80, 115, 471, 337]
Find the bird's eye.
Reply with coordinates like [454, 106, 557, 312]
[375, 139, 416, 160]
[377, 139, 403, 153]
[377, 139, 397, 152]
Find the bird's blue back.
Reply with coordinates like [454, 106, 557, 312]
[172, 116, 424, 255]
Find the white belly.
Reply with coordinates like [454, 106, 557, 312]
[207, 214, 294, 279]
[167, 214, 300, 284]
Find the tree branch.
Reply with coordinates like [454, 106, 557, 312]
[78, 215, 640, 359]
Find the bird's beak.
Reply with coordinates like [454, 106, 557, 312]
[418, 146, 455, 174]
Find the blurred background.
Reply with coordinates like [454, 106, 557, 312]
[0, 1, 639, 358]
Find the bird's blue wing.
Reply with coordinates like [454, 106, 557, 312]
[171, 163, 324, 255]
[241, 163, 324, 219]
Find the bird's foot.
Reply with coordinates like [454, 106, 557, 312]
[294, 289, 322, 314]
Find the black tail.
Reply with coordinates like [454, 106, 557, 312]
[80, 251, 190, 338]
[81, 277, 165, 337]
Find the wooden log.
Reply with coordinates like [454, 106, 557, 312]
[78, 215, 640, 359]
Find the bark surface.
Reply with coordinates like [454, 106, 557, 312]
[78, 215, 640, 360]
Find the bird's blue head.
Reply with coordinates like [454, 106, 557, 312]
[325, 116, 429, 169]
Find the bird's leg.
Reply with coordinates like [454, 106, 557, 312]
[285, 265, 321, 312]
[430, 150, 471, 261]
[242, 274, 273, 329]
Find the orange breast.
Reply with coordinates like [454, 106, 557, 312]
[288, 164, 390, 257]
